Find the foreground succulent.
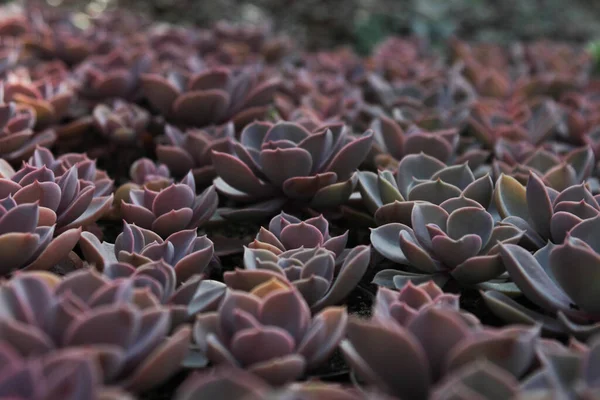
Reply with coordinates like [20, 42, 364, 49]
[212, 121, 373, 220]
[0, 271, 191, 392]
[371, 201, 523, 288]
[0, 199, 80, 276]
[120, 171, 218, 237]
[193, 280, 347, 385]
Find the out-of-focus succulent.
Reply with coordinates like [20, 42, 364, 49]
[0, 199, 80, 276]
[192, 280, 347, 385]
[483, 216, 600, 338]
[129, 157, 172, 187]
[226, 244, 370, 311]
[0, 271, 191, 392]
[175, 367, 374, 400]
[371, 202, 523, 289]
[0, 83, 56, 163]
[92, 100, 150, 143]
[120, 171, 218, 238]
[0, 163, 114, 232]
[0, 343, 133, 400]
[356, 153, 493, 226]
[141, 67, 280, 128]
[156, 123, 234, 186]
[212, 121, 373, 220]
[248, 212, 349, 263]
[340, 284, 540, 400]
[4, 69, 73, 128]
[79, 221, 215, 283]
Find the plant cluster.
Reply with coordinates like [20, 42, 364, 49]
[2, 2, 600, 399]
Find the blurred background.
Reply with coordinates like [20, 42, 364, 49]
[14, 0, 600, 54]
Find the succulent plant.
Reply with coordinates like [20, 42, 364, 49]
[0, 343, 133, 400]
[0, 163, 114, 232]
[92, 99, 150, 143]
[120, 171, 218, 238]
[129, 157, 172, 187]
[0, 199, 80, 276]
[79, 221, 215, 283]
[226, 244, 370, 311]
[156, 123, 234, 186]
[192, 279, 347, 385]
[0, 271, 191, 392]
[483, 216, 600, 338]
[0, 83, 56, 163]
[212, 121, 373, 220]
[340, 284, 540, 400]
[356, 153, 494, 226]
[141, 67, 281, 128]
[371, 201, 523, 289]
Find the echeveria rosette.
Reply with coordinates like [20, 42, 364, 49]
[129, 157, 172, 187]
[248, 212, 349, 264]
[0, 163, 114, 232]
[0, 199, 80, 276]
[226, 245, 370, 312]
[192, 279, 347, 385]
[0, 84, 56, 163]
[0, 343, 133, 400]
[371, 201, 523, 289]
[141, 67, 281, 128]
[340, 285, 540, 400]
[92, 99, 150, 143]
[482, 216, 600, 339]
[120, 171, 218, 238]
[156, 123, 234, 186]
[79, 221, 215, 283]
[0, 272, 191, 392]
[355, 153, 494, 226]
[494, 172, 600, 249]
[212, 121, 373, 220]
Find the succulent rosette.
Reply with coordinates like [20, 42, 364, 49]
[212, 121, 373, 220]
[192, 279, 347, 385]
[371, 201, 523, 289]
[0, 343, 133, 400]
[92, 99, 150, 143]
[79, 221, 215, 283]
[340, 284, 541, 400]
[226, 244, 370, 311]
[129, 157, 172, 187]
[494, 172, 600, 249]
[156, 123, 234, 186]
[0, 83, 56, 163]
[0, 163, 113, 232]
[120, 171, 218, 238]
[483, 216, 600, 338]
[141, 67, 281, 128]
[0, 199, 80, 276]
[0, 271, 191, 392]
[355, 153, 493, 226]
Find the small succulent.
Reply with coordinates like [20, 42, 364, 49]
[371, 202, 523, 288]
[340, 284, 540, 400]
[0, 271, 191, 392]
[248, 212, 349, 263]
[79, 221, 215, 283]
[0, 343, 133, 400]
[193, 279, 347, 385]
[212, 121, 373, 220]
[226, 245, 370, 311]
[0, 83, 56, 163]
[0, 163, 114, 232]
[495, 172, 600, 248]
[483, 216, 600, 338]
[129, 157, 172, 187]
[120, 171, 218, 238]
[0, 199, 80, 276]
[141, 67, 281, 128]
[156, 123, 234, 186]
[356, 153, 493, 225]
[92, 99, 150, 143]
